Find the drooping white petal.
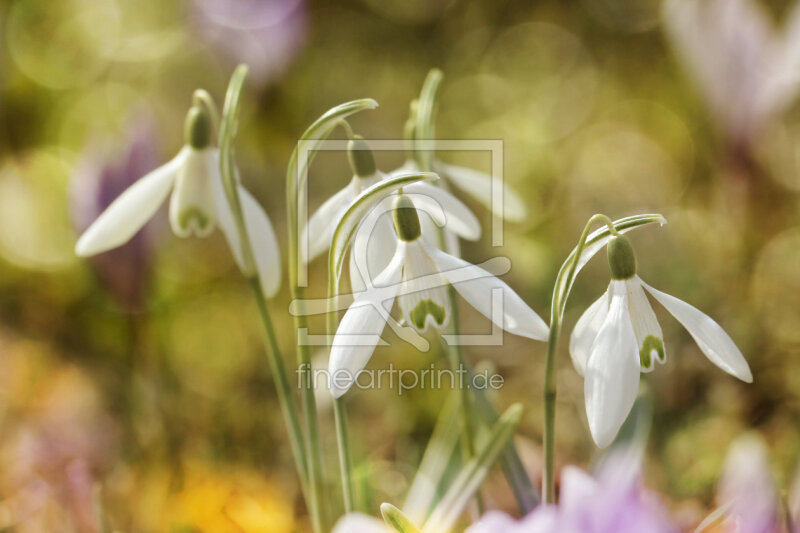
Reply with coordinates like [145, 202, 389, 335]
[238, 186, 282, 298]
[302, 179, 358, 264]
[585, 281, 641, 447]
[569, 286, 611, 377]
[329, 244, 405, 398]
[331, 513, 391, 533]
[403, 182, 481, 241]
[169, 148, 219, 238]
[397, 240, 451, 332]
[642, 281, 753, 383]
[75, 148, 185, 256]
[436, 162, 527, 222]
[625, 277, 665, 372]
[426, 242, 549, 340]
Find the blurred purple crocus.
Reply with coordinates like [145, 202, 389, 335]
[70, 118, 163, 311]
[191, 0, 307, 88]
[662, 0, 800, 150]
[697, 433, 798, 533]
[467, 451, 678, 533]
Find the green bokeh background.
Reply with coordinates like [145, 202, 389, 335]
[0, 0, 799, 530]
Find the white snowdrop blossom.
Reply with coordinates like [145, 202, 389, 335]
[571, 235, 752, 447]
[328, 194, 548, 398]
[74, 104, 281, 298]
[301, 137, 482, 289]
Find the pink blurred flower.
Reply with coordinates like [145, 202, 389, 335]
[699, 433, 797, 533]
[191, 0, 307, 88]
[467, 451, 678, 533]
[663, 0, 800, 148]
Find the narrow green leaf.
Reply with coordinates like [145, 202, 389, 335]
[402, 393, 463, 524]
[423, 404, 523, 533]
[472, 385, 539, 513]
[414, 69, 443, 171]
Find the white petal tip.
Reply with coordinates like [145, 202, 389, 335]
[737, 368, 754, 383]
[74, 237, 103, 258]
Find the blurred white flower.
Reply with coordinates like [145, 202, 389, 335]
[74, 105, 281, 298]
[329, 194, 548, 398]
[570, 235, 752, 447]
[663, 0, 800, 146]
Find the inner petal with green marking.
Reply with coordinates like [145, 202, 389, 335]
[169, 149, 218, 238]
[398, 241, 451, 333]
[639, 334, 666, 370]
[409, 298, 447, 331]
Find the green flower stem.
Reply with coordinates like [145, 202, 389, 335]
[216, 65, 321, 530]
[248, 276, 312, 505]
[325, 172, 438, 516]
[541, 213, 665, 503]
[286, 101, 378, 531]
[326, 283, 354, 513]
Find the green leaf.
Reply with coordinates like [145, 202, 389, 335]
[414, 69, 443, 172]
[422, 404, 523, 533]
[402, 393, 463, 524]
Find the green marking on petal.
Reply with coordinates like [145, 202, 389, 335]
[409, 299, 446, 331]
[640, 334, 665, 369]
[178, 208, 211, 233]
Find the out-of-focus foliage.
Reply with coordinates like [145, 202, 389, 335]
[0, 0, 799, 530]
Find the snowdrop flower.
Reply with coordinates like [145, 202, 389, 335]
[74, 103, 281, 298]
[302, 136, 481, 288]
[663, 0, 800, 147]
[328, 193, 548, 398]
[570, 234, 753, 447]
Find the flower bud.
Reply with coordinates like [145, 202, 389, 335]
[184, 105, 212, 149]
[380, 503, 421, 533]
[347, 135, 376, 178]
[392, 194, 421, 242]
[607, 235, 637, 280]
